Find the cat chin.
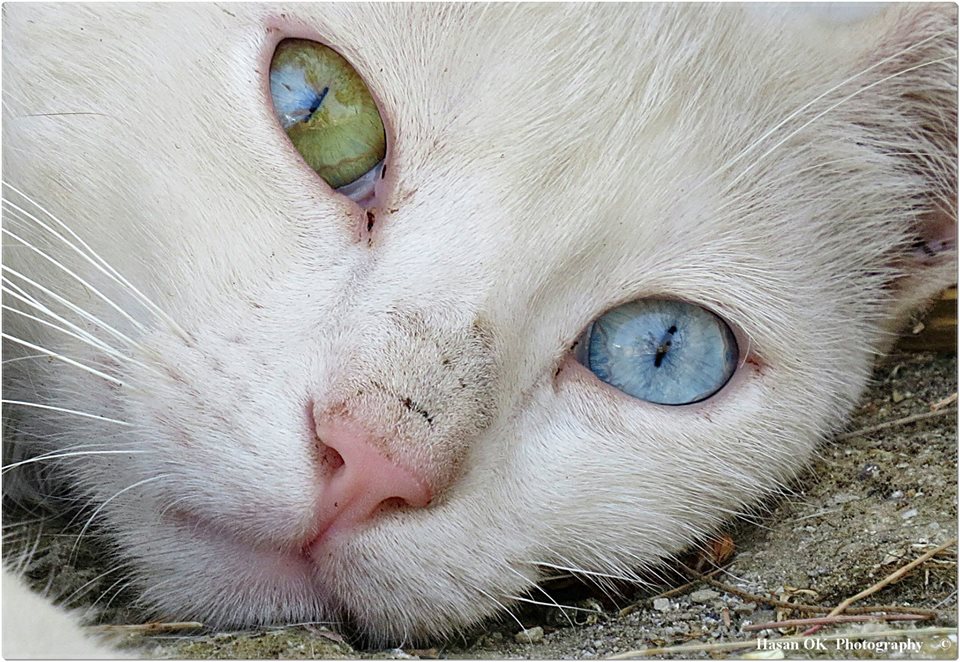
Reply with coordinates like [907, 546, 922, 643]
[111, 499, 540, 642]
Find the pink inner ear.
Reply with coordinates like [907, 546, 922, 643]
[914, 205, 958, 265]
[857, 5, 958, 277]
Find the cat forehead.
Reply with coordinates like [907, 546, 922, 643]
[7, 4, 871, 137]
[303, 5, 865, 134]
[2, 3, 896, 300]
[274, 5, 887, 211]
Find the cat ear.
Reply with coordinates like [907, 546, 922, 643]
[857, 5, 957, 331]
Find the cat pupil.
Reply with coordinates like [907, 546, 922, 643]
[653, 325, 678, 368]
[307, 86, 329, 118]
[653, 342, 671, 367]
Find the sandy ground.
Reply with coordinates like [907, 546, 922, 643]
[5, 350, 957, 660]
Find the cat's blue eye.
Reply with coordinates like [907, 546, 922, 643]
[576, 299, 738, 405]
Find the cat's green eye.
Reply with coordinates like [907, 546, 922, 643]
[269, 39, 386, 196]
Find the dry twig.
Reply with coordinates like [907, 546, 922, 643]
[619, 566, 726, 616]
[679, 563, 937, 617]
[833, 409, 953, 441]
[930, 392, 958, 411]
[743, 612, 931, 632]
[802, 538, 957, 635]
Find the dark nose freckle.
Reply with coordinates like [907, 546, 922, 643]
[401, 396, 434, 425]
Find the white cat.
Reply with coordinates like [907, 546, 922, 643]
[2, 2, 956, 655]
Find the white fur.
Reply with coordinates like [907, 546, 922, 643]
[2, 2, 956, 649]
[2, 570, 122, 658]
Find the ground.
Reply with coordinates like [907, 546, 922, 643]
[5, 350, 957, 660]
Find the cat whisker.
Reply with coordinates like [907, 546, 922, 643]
[528, 560, 638, 583]
[494, 566, 575, 627]
[1, 225, 148, 334]
[129, 576, 176, 613]
[1, 511, 66, 531]
[1, 333, 126, 387]
[71, 474, 170, 554]
[86, 576, 138, 620]
[3, 272, 43, 307]
[2, 449, 151, 474]
[724, 55, 956, 192]
[2, 183, 190, 341]
[6, 526, 45, 576]
[699, 27, 954, 189]
[714, 153, 919, 213]
[543, 541, 662, 597]
[473, 585, 527, 633]
[2, 302, 157, 376]
[2, 353, 50, 365]
[504, 593, 599, 616]
[2, 400, 132, 426]
[1, 297, 112, 357]
[5, 438, 145, 458]
[467, 547, 573, 627]
[61, 563, 129, 608]
[2, 268, 144, 354]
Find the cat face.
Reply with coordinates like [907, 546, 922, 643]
[2, 4, 955, 642]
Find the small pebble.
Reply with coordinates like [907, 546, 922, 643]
[734, 601, 757, 615]
[652, 597, 671, 612]
[900, 508, 919, 520]
[689, 589, 720, 603]
[858, 463, 880, 480]
[881, 548, 905, 565]
[514, 626, 544, 644]
[753, 608, 776, 623]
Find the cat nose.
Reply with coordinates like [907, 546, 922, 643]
[308, 415, 432, 545]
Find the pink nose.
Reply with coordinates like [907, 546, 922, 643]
[309, 416, 432, 544]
